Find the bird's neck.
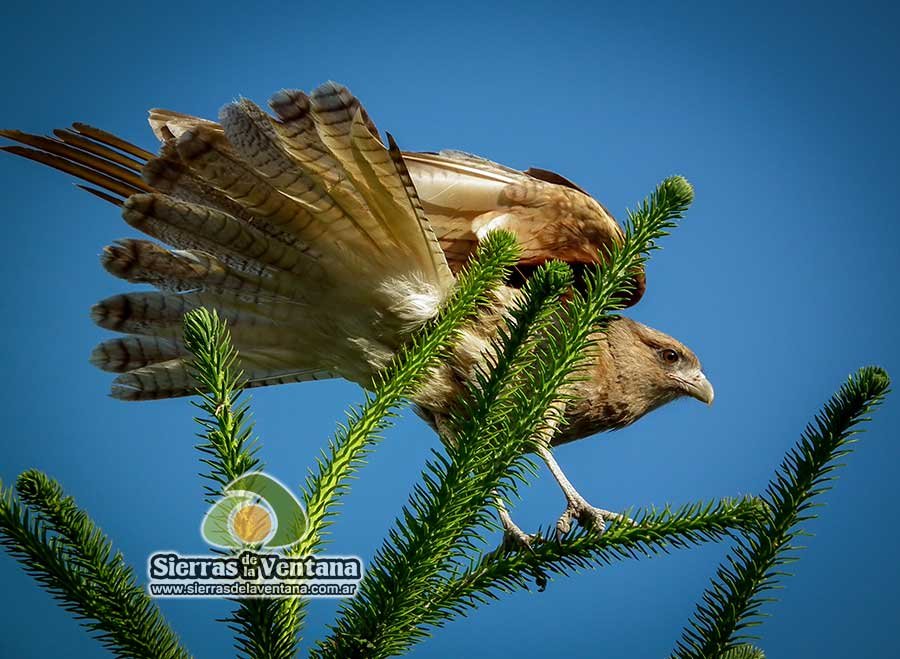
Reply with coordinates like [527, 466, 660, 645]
[553, 332, 675, 446]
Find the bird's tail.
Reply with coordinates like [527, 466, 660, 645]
[1, 82, 456, 400]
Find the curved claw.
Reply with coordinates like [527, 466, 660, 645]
[556, 501, 607, 539]
[495, 494, 538, 551]
[502, 526, 538, 552]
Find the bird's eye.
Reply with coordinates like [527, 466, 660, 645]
[660, 349, 680, 364]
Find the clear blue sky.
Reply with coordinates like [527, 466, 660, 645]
[1, 1, 897, 657]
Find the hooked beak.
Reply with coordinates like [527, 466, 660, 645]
[678, 370, 715, 405]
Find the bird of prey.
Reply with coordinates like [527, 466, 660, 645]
[0, 81, 713, 540]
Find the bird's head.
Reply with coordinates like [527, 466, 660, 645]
[605, 316, 714, 410]
[557, 317, 713, 444]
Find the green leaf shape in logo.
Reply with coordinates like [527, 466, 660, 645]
[201, 472, 307, 549]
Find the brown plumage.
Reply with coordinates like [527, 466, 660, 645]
[1, 82, 712, 534]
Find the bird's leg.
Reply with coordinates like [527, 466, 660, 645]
[536, 445, 632, 538]
[494, 494, 537, 550]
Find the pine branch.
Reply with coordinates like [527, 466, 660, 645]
[720, 646, 766, 659]
[220, 231, 520, 658]
[424, 497, 766, 629]
[183, 307, 261, 502]
[316, 261, 574, 658]
[448, 258, 575, 439]
[316, 177, 695, 658]
[670, 366, 890, 658]
[297, 230, 520, 555]
[180, 308, 293, 659]
[227, 600, 303, 659]
[0, 471, 189, 659]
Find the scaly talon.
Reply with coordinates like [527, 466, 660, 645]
[495, 494, 537, 551]
[556, 497, 608, 539]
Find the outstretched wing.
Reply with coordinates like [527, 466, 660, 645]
[403, 150, 645, 305]
[2, 82, 455, 399]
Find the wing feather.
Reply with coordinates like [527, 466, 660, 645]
[402, 150, 643, 303]
[3, 81, 642, 403]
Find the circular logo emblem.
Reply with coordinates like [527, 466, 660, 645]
[201, 472, 307, 549]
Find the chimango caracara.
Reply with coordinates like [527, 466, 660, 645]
[0, 82, 713, 540]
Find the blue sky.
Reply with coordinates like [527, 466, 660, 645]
[1, 1, 898, 657]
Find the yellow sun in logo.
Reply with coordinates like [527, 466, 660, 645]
[231, 503, 273, 544]
[202, 472, 307, 549]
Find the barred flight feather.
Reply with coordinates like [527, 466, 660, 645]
[1, 81, 640, 404]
